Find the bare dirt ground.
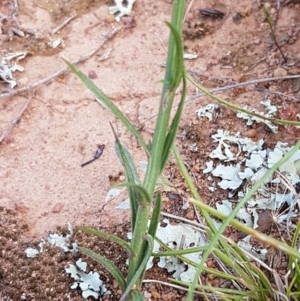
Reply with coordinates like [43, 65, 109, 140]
[1, 0, 300, 300]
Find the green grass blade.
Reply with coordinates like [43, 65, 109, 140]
[187, 73, 300, 127]
[78, 226, 135, 258]
[288, 220, 300, 294]
[148, 192, 162, 238]
[186, 139, 300, 301]
[63, 59, 150, 155]
[113, 140, 140, 184]
[163, 0, 185, 95]
[79, 246, 126, 291]
[191, 199, 300, 260]
[165, 22, 184, 90]
[171, 278, 267, 300]
[161, 81, 186, 172]
[120, 235, 154, 301]
[159, 22, 186, 172]
[110, 123, 139, 231]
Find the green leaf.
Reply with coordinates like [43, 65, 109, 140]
[165, 21, 184, 90]
[78, 226, 135, 258]
[160, 78, 186, 172]
[148, 193, 161, 238]
[159, 20, 186, 172]
[63, 59, 150, 156]
[114, 140, 140, 184]
[79, 246, 126, 291]
[110, 123, 139, 231]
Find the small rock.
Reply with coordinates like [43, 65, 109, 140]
[273, 67, 287, 77]
[252, 37, 261, 45]
[245, 129, 257, 138]
[52, 202, 64, 213]
[151, 291, 160, 299]
[88, 70, 97, 79]
[185, 208, 194, 220]
[106, 14, 115, 23]
[191, 165, 200, 173]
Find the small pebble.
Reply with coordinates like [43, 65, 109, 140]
[245, 129, 257, 138]
[88, 70, 97, 79]
[191, 165, 200, 173]
[151, 291, 160, 299]
[252, 37, 261, 45]
[106, 14, 115, 23]
[273, 67, 287, 77]
[52, 202, 64, 213]
[185, 209, 194, 220]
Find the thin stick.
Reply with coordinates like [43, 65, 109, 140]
[142, 279, 213, 297]
[255, 86, 300, 101]
[161, 211, 207, 232]
[185, 74, 300, 103]
[52, 14, 76, 34]
[139, 73, 300, 126]
[0, 92, 33, 142]
[183, 0, 196, 23]
[0, 26, 122, 99]
[154, 32, 167, 53]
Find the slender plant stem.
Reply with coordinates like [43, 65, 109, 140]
[127, 0, 186, 287]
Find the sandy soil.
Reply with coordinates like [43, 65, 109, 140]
[1, 0, 300, 300]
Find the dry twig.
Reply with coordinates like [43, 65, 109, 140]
[0, 25, 121, 99]
[0, 92, 33, 142]
[0, 26, 121, 142]
[52, 14, 77, 34]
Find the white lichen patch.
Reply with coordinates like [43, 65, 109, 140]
[0, 51, 27, 88]
[65, 259, 110, 299]
[196, 104, 219, 121]
[47, 222, 78, 253]
[150, 219, 206, 283]
[109, 0, 136, 22]
[237, 99, 279, 132]
[212, 163, 243, 190]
